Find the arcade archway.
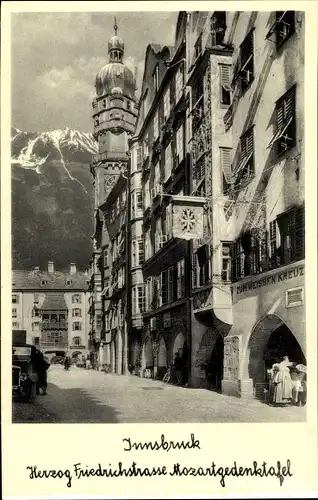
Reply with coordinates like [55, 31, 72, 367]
[144, 337, 153, 368]
[244, 314, 306, 398]
[157, 336, 167, 379]
[173, 332, 185, 359]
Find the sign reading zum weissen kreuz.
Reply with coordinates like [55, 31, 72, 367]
[235, 263, 304, 296]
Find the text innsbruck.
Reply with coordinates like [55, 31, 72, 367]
[26, 434, 293, 489]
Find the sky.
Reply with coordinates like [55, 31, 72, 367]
[11, 11, 178, 133]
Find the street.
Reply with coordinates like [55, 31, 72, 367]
[12, 364, 306, 423]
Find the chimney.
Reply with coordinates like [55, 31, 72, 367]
[48, 261, 54, 273]
[70, 263, 77, 275]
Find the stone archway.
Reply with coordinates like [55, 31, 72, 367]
[157, 336, 167, 379]
[173, 332, 185, 359]
[144, 337, 153, 368]
[243, 314, 306, 398]
[131, 340, 141, 368]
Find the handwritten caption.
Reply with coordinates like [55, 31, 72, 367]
[26, 434, 292, 489]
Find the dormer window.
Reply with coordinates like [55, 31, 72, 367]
[41, 280, 47, 285]
[66, 280, 72, 286]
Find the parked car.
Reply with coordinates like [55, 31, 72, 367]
[12, 344, 39, 402]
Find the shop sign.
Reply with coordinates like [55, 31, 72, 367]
[235, 264, 304, 296]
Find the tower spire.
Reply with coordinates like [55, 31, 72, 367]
[114, 16, 118, 35]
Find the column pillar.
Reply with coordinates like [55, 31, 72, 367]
[116, 329, 123, 374]
[110, 340, 116, 373]
[105, 343, 111, 366]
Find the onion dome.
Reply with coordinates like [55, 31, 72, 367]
[95, 18, 136, 98]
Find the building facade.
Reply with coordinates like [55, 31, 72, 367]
[185, 10, 305, 397]
[12, 261, 90, 360]
[89, 19, 137, 372]
[88, 11, 305, 398]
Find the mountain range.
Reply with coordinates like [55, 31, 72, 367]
[11, 127, 97, 271]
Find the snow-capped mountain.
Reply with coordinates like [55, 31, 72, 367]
[11, 127, 97, 271]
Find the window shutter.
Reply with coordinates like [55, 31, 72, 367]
[192, 253, 197, 288]
[220, 147, 232, 183]
[220, 65, 231, 90]
[294, 206, 305, 260]
[136, 146, 142, 168]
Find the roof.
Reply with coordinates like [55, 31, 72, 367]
[12, 270, 89, 291]
[40, 293, 68, 311]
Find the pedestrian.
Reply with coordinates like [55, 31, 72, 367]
[174, 352, 183, 385]
[34, 350, 50, 395]
[279, 355, 293, 403]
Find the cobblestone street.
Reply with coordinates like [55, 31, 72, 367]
[12, 365, 306, 423]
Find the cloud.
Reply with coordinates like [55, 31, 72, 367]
[11, 11, 178, 132]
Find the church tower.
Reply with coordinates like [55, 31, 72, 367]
[89, 19, 137, 355]
[92, 18, 138, 205]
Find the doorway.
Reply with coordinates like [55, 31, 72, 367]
[206, 335, 224, 392]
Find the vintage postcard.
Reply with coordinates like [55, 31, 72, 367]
[1, 1, 318, 498]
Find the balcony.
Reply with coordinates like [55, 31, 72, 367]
[92, 151, 128, 164]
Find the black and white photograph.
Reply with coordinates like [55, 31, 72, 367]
[10, 9, 307, 425]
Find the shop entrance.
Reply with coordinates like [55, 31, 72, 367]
[206, 335, 224, 392]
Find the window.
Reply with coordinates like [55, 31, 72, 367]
[34, 293, 39, 303]
[72, 294, 81, 304]
[145, 229, 152, 261]
[219, 65, 231, 105]
[277, 206, 305, 265]
[132, 285, 145, 314]
[163, 87, 170, 120]
[32, 321, 40, 331]
[72, 322, 82, 331]
[66, 280, 72, 286]
[221, 243, 232, 282]
[153, 111, 159, 140]
[193, 157, 205, 189]
[132, 189, 143, 218]
[160, 270, 168, 306]
[177, 259, 185, 299]
[33, 337, 40, 346]
[175, 64, 184, 103]
[235, 127, 254, 186]
[73, 336, 81, 346]
[72, 308, 82, 318]
[220, 147, 232, 194]
[12, 322, 19, 329]
[144, 180, 150, 209]
[12, 308, 17, 318]
[153, 64, 159, 93]
[155, 218, 162, 253]
[136, 146, 142, 170]
[138, 239, 144, 265]
[235, 30, 254, 92]
[12, 294, 19, 304]
[197, 245, 210, 286]
[268, 86, 296, 155]
[266, 12, 295, 49]
[126, 100, 131, 110]
[164, 143, 172, 181]
[145, 277, 153, 311]
[32, 306, 40, 317]
[167, 267, 174, 302]
[41, 280, 48, 285]
[211, 11, 226, 45]
[131, 240, 137, 267]
[176, 125, 184, 164]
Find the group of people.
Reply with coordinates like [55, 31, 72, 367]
[266, 356, 307, 407]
